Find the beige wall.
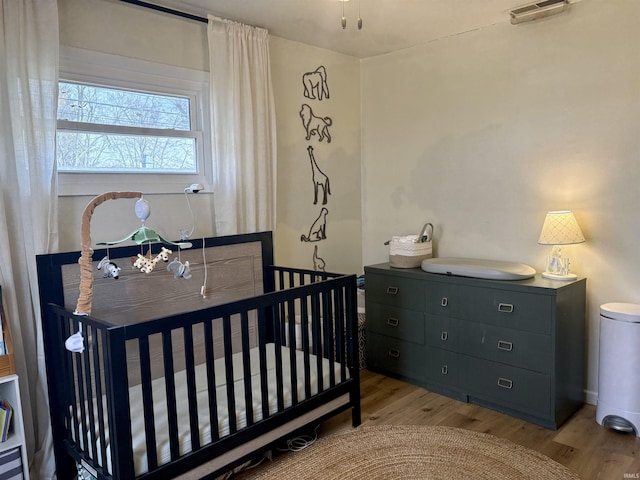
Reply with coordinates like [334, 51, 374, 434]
[58, 0, 363, 275]
[361, 0, 640, 402]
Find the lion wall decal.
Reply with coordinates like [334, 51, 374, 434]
[300, 104, 332, 143]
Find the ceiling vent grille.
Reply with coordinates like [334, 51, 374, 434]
[510, 0, 569, 24]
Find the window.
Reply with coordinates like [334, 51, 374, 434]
[57, 83, 198, 173]
[57, 47, 211, 196]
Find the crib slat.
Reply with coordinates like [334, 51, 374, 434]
[183, 325, 200, 451]
[65, 317, 81, 454]
[300, 300, 312, 400]
[287, 300, 298, 405]
[59, 314, 74, 426]
[335, 287, 347, 382]
[81, 326, 98, 460]
[162, 331, 180, 460]
[72, 323, 87, 453]
[277, 270, 286, 327]
[311, 293, 324, 392]
[93, 328, 109, 473]
[324, 290, 336, 388]
[271, 303, 285, 412]
[257, 308, 270, 421]
[203, 319, 220, 442]
[139, 336, 158, 471]
[239, 312, 254, 426]
[222, 315, 238, 433]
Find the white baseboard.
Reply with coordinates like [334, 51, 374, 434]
[585, 389, 597, 406]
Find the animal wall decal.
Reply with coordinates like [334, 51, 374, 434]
[301, 207, 329, 242]
[302, 65, 330, 101]
[300, 104, 332, 143]
[306, 146, 331, 205]
[312, 245, 326, 272]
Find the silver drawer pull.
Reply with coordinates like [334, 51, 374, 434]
[387, 317, 399, 327]
[387, 286, 399, 295]
[497, 377, 513, 389]
[497, 340, 513, 352]
[441, 365, 448, 375]
[388, 349, 400, 358]
[498, 303, 514, 313]
[441, 331, 448, 341]
[441, 297, 448, 307]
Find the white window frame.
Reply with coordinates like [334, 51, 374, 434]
[58, 47, 212, 196]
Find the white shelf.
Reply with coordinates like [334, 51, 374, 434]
[0, 374, 29, 479]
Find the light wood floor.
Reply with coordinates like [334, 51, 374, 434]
[308, 370, 639, 480]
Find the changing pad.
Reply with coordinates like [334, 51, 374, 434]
[421, 257, 536, 280]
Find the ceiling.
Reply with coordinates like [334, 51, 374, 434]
[142, 0, 549, 58]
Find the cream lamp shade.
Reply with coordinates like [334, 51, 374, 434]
[538, 210, 585, 280]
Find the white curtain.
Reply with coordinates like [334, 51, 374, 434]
[0, 1, 58, 479]
[207, 15, 277, 235]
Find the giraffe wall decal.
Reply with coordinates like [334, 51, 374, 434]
[307, 145, 331, 205]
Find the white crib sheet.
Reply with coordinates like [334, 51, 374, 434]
[76, 343, 346, 476]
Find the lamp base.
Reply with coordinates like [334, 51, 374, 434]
[542, 271, 577, 281]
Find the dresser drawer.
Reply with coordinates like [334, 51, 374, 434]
[458, 321, 552, 373]
[425, 347, 461, 387]
[463, 356, 551, 416]
[366, 332, 426, 382]
[367, 273, 425, 310]
[425, 314, 458, 351]
[460, 286, 552, 335]
[425, 282, 464, 317]
[367, 304, 425, 344]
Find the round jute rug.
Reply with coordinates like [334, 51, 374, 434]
[250, 425, 582, 479]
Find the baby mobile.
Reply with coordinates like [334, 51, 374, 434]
[95, 194, 192, 278]
[68, 191, 201, 353]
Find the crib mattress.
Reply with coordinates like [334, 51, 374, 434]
[76, 343, 346, 476]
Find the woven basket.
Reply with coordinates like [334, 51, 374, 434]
[388, 223, 433, 268]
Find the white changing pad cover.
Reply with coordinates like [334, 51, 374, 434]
[421, 257, 536, 280]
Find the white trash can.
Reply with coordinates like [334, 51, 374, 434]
[596, 303, 640, 436]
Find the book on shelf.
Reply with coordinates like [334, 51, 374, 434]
[0, 286, 16, 376]
[0, 399, 12, 442]
[0, 286, 4, 356]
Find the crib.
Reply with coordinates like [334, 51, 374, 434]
[36, 232, 361, 480]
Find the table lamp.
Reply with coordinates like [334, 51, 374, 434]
[538, 210, 585, 280]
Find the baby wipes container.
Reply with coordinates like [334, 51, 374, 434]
[596, 303, 640, 436]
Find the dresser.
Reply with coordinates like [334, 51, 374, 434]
[364, 263, 586, 429]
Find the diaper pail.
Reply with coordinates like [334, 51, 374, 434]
[596, 303, 640, 436]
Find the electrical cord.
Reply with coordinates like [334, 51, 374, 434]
[179, 188, 196, 241]
[223, 426, 321, 478]
[277, 425, 319, 452]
